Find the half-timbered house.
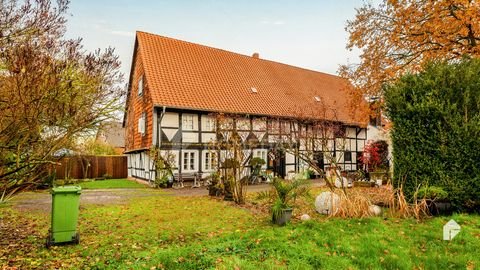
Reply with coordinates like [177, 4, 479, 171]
[123, 31, 368, 182]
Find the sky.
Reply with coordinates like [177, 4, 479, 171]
[65, 0, 374, 79]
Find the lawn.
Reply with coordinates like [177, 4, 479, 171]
[78, 179, 146, 189]
[1, 189, 479, 269]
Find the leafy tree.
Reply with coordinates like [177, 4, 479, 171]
[340, 0, 480, 102]
[385, 58, 480, 211]
[0, 0, 124, 197]
[78, 139, 118, 156]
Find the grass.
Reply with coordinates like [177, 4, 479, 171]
[1, 189, 479, 269]
[78, 179, 146, 189]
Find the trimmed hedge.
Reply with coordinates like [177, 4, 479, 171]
[385, 59, 480, 212]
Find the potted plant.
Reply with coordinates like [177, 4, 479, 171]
[250, 157, 266, 168]
[206, 172, 223, 196]
[249, 157, 266, 183]
[417, 186, 451, 215]
[271, 177, 309, 225]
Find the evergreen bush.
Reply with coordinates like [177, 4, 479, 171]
[385, 59, 480, 212]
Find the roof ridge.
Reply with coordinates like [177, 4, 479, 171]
[135, 30, 342, 79]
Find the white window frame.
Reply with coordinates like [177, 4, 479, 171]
[182, 151, 197, 172]
[138, 76, 144, 96]
[182, 114, 194, 130]
[203, 117, 215, 131]
[203, 151, 216, 171]
[138, 112, 146, 136]
[253, 149, 267, 168]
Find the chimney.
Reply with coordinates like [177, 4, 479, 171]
[252, 52, 259, 59]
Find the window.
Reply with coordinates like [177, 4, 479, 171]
[182, 114, 194, 130]
[204, 117, 215, 131]
[138, 76, 144, 96]
[204, 152, 216, 171]
[183, 151, 196, 171]
[138, 112, 146, 136]
[344, 151, 352, 162]
[280, 121, 290, 133]
[254, 149, 267, 168]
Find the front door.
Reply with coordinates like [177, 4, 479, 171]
[269, 149, 286, 178]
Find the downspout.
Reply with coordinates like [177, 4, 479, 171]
[157, 106, 166, 147]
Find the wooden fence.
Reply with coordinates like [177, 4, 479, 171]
[54, 155, 127, 179]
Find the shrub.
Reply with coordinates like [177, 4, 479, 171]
[249, 157, 266, 168]
[385, 58, 480, 211]
[417, 186, 448, 201]
[359, 140, 389, 172]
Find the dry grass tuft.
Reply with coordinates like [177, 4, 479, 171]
[247, 184, 430, 220]
[332, 191, 375, 218]
[328, 185, 430, 220]
[386, 185, 430, 220]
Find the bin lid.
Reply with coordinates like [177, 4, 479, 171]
[51, 186, 82, 194]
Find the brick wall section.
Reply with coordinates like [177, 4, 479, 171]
[125, 49, 154, 152]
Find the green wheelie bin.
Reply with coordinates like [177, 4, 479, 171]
[45, 186, 82, 248]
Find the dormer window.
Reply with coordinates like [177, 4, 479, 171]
[138, 76, 144, 96]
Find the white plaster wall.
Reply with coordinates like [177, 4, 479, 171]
[252, 118, 267, 131]
[161, 112, 179, 127]
[346, 127, 357, 138]
[268, 134, 280, 143]
[286, 152, 295, 164]
[286, 165, 295, 174]
[201, 133, 216, 143]
[183, 132, 199, 143]
[357, 129, 367, 140]
[236, 118, 250, 130]
[358, 140, 366, 152]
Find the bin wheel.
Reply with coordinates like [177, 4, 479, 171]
[45, 233, 53, 249]
[74, 233, 80, 244]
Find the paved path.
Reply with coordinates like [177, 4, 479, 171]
[9, 179, 325, 212]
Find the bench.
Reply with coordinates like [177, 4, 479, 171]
[173, 172, 203, 188]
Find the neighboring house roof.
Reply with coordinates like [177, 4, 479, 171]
[96, 122, 125, 148]
[133, 31, 365, 125]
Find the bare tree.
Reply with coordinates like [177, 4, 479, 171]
[0, 0, 124, 198]
[209, 113, 260, 204]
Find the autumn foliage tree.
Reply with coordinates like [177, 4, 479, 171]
[0, 0, 124, 198]
[340, 0, 480, 101]
[359, 140, 389, 172]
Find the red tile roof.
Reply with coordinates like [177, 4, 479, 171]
[136, 31, 365, 125]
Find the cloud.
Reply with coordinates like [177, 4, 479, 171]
[110, 30, 135, 37]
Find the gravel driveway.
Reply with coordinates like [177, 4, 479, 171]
[9, 179, 325, 212]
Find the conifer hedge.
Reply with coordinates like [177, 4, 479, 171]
[385, 59, 480, 212]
